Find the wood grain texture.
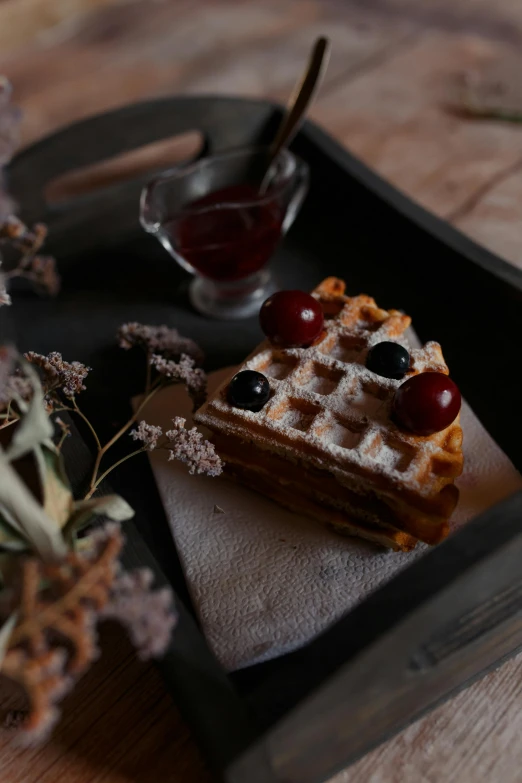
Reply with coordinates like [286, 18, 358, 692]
[2, 0, 522, 268]
[1, 0, 522, 781]
[339, 651, 522, 783]
[0, 624, 213, 783]
[312, 32, 522, 219]
[0, 0, 125, 52]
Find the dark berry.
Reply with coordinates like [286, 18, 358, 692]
[366, 341, 410, 380]
[227, 370, 270, 412]
[393, 372, 461, 436]
[259, 290, 324, 347]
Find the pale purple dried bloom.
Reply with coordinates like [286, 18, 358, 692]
[150, 352, 207, 408]
[10, 649, 73, 748]
[165, 416, 223, 477]
[24, 351, 90, 398]
[117, 322, 203, 364]
[101, 568, 177, 660]
[0, 214, 57, 302]
[0, 218, 46, 255]
[0, 76, 50, 306]
[129, 420, 163, 451]
[0, 215, 23, 240]
[14, 708, 61, 748]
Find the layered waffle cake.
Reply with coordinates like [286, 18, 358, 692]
[195, 278, 463, 551]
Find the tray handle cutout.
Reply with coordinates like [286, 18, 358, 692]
[44, 131, 203, 206]
[7, 97, 282, 229]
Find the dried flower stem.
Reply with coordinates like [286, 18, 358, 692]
[86, 383, 162, 498]
[85, 447, 147, 500]
[56, 429, 68, 452]
[71, 400, 101, 451]
[0, 400, 18, 429]
[54, 401, 101, 451]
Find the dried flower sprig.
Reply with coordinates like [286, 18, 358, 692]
[0, 351, 172, 744]
[150, 353, 207, 409]
[0, 214, 61, 303]
[0, 78, 188, 745]
[24, 351, 90, 401]
[118, 322, 203, 365]
[0, 526, 176, 745]
[2, 321, 214, 498]
[6, 351, 96, 446]
[165, 417, 223, 476]
[54, 417, 71, 450]
[79, 323, 213, 498]
[100, 568, 176, 661]
[0, 79, 60, 302]
[129, 417, 223, 478]
[129, 421, 163, 452]
[0, 322, 216, 745]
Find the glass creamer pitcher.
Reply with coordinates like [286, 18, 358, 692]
[140, 146, 309, 319]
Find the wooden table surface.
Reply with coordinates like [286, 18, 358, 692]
[1, 1, 522, 781]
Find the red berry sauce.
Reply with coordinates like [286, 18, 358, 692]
[163, 183, 284, 282]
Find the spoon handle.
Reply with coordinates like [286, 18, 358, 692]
[269, 36, 331, 163]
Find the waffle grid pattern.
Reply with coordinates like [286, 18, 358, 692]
[195, 279, 463, 528]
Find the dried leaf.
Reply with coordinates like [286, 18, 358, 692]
[0, 453, 66, 560]
[0, 382, 71, 560]
[0, 504, 27, 550]
[63, 495, 134, 545]
[5, 362, 52, 462]
[0, 444, 72, 570]
[33, 444, 73, 528]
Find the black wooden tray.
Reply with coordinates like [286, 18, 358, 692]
[3, 96, 522, 783]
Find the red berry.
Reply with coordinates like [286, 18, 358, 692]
[259, 290, 324, 347]
[393, 372, 461, 436]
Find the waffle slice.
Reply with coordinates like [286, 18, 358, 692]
[195, 278, 463, 551]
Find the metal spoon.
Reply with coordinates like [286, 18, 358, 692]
[260, 36, 331, 193]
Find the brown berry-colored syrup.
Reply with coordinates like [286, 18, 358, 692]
[163, 183, 284, 282]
